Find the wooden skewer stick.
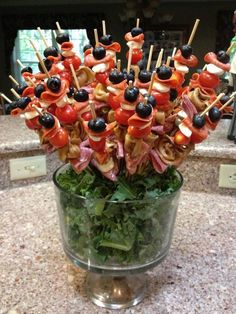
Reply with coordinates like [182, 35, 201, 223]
[200, 92, 225, 117]
[27, 76, 36, 87]
[127, 46, 133, 74]
[17, 59, 24, 68]
[0, 93, 12, 103]
[202, 64, 207, 71]
[37, 27, 49, 48]
[94, 29, 99, 47]
[10, 88, 21, 99]
[188, 19, 200, 46]
[117, 59, 121, 72]
[69, 63, 80, 90]
[136, 18, 140, 28]
[9, 75, 19, 86]
[147, 71, 156, 96]
[155, 48, 164, 68]
[56, 21, 62, 33]
[128, 80, 133, 88]
[165, 56, 172, 67]
[146, 45, 154, 71]
[219, 92, 236, 112]
[32, 104, 43, 116]
[29, 39, 50, 78]
[171, 47, 177, 58]
[102, 20, 106, 36]
[226, 42, 236, 55]
[88, 100, 96, 119]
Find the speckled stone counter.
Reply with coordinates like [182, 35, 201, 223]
[0, 182, 235, 314]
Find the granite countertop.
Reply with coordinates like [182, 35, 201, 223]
[1, 116, 236, 159]
[0, 182, 235, 314]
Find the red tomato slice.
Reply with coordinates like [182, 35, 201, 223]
[49, 128, 69, 148]
[63, 56, 81, 70]
[55, 104, 78, 124]
[152, 91, 170, 106]
[198, 71, 219, 89]
[89, 137, 106, 152]
[25, 116, 42, 130]
[115, 108, 134, 125]
[107, 93, 120, 110]
[128, 125, 151, 138]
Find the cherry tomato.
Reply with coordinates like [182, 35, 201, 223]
[107, 93, 120, 110]
[25, 116, 42, 130]
[55, 104, 78, 124]
[126, 48, 143, 64]
[198, 71, 219, 89]
[47, 103, 57, 115]
[49, 128, 69, 148]
[174, 130, 190, 145]
[128, 125, 151, 138]
[115, 108, 134, 125]
[152, 91, 170, 106]
[89, 137, 106, 152]
[95, 72, 109, 85]
[63, 56, 81, 70]
[60, 70, 72, 85]
[81, 111, 92, 121]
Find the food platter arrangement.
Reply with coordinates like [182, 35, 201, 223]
[2, 18, 236, 181]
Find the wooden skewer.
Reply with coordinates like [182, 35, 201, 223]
[94, 29, 99, 47]
[69, 63, 80, 90]
[200, 92, 225, 117]
[10, 88, 21, 99]
[0, 93, 12, 103]
[29, 39, 50, 78]
[17, 59, 24, 68]
[202, 64, 207, 71]
[102, 20, 106, 36]
[117, 59, 121, 72]
[9, 75, 19, 86]
[127, 46, 133, 74]
[188, 19, 200, 45]
[171, 47, 177, 58]
[27, 76, 36, 87]
[146, 45, 154, 71]
[147, 71, 156, 95]
[128, 80, 133, 88]
[88, 100, 96, 119]
[226, 42, 236, 55]
[219, 92, 236, 112]
[32, 104, 43, 116]
[37, 27, 49, 47]
[136, 18, 140, 28]
[155, 48, 164, 68]
[165, 56, 172, 67]
[56, 21, 62, 33]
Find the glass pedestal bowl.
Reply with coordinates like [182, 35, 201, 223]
[53, 164, 183, 309]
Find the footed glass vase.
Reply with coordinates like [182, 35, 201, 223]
[53, 164, 183, 309]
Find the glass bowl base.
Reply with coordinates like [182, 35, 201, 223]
[86, 272, 147, 309]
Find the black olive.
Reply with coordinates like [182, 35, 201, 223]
[135, 102, 152, 118]
[124, 87, 139, 102]
[146, 95, 156, 107]
[220, 95, 230, 105]
[156, 66, 172, 80]
[192, 114, 206, 128]
[67, 86, 75, 98]
[46, 76, 61, 92]
[39, 113, 55, 128]
[21, 66, 33, 74]
[16, 97, 31, 110]
[38, 59, 52, 73]
[123, 68, 135, 82]
[131, 27, 143, 37]
[88, 117, 106, 132]
[92, 46, 106, 60]
[15, 84, 27, 96]
[208, 107, 221, 122]
[100, 34, 113, 45]
[180, 44, 192, 59]
[5, 101, 18, 115]
[170, 89, 178, 101]
[217, 50, 230, 64]
[109, 69, 125, 84]
[74, 89, 89, 102]
[34, 84, 46, 98]
[138, 70, 151, 83]
[56, 32, 70, 44]
[43, 46, 58, 58]
[83, 44, 92, 53]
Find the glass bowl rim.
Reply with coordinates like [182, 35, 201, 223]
[53, 163, 183, 204]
